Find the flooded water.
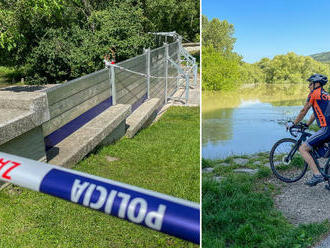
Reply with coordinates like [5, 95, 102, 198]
[202, 84, 313, 159]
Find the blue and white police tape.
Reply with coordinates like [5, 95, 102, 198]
[0, 152, 200, 244]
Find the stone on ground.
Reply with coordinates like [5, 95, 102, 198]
[253, 161, 261, 166]
[203, 167, 214, 173]
[217, 162, 230, 167]
[214, 176, 225, 182]
[105, 156, 119, 162]
[233, 158, 249, 165]
[234, 168, 259, 175]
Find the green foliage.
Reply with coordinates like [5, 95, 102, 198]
[202, 174, 330, 247]
[202, 46, 242, 91]
[202, 17, 252, 91]
[239, 62, 266, 85]
[256, 52, 330, 84]
[202, 15, 236, 55]
[0, 107, 199, 247]
[144, 0, 200, 42]
[25, 3, 153, 84]
[0, 0, 199, 84]
[201, 17, 330, 91]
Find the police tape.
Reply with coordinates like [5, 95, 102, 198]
[0, 152, 200, 244]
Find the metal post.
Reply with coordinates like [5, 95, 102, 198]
[178, 35, 183, 64]
[110, 65, 116, 105]
[164, 43, 169, 104]
[176, 42, 180, 91]
[193, 64, 197, 86]
[185, 74, 189, 105]
[145, 48, 151, 99]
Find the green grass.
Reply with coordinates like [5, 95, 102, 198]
[0, 66, 23, 87]
[0, 106, 200, 248]
[202, 155, 330, 248]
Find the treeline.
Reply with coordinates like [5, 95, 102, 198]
[202, 16, 330, 91]
[0, 0, 199, 84]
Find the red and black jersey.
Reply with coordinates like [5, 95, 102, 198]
[307, 87, 330, 127]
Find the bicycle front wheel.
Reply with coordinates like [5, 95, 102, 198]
[269, 138, 308, 183]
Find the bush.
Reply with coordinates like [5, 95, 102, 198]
[202, 46, 242, 91]
[25, 3, 154, 84]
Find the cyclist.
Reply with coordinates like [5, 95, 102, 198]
[286, 74, 330, 186]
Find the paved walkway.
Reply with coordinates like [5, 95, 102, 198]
[171, 72, 200, 107]
[154, 73, 200, 122]
[315, 236, 330, 248]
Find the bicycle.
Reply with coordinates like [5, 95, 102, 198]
[269, 122, 330, 189]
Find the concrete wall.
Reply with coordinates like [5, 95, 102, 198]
[0, 126, 47, 162]
[42, 69, 110, 136]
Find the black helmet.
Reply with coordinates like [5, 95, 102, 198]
[307, 74, 328, 86]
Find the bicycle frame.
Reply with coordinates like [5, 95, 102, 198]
[289, 128, 330, 179]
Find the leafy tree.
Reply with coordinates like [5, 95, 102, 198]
[143, 0, 200, 42]
[239, 62, 265, 85]
[202, 17, 245, 91]
[202, 46, 242, 91]
[202, 15, 236, 55]
[0, 0, 199, 84]
[25, 2, 153, 84]
[256, 52, 330, 84]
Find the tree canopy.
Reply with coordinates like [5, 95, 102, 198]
[202, 15, 236, 55]
[0, 0, 199, 84]
[202, 16, 330, 91]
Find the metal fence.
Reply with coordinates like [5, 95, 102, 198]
[107, 34, 198, 108]
[45, 33, 198, 120]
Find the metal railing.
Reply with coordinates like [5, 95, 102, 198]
[105, 32, 198, 106]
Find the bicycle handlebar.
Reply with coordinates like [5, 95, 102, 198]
[289, 122, 308, 137]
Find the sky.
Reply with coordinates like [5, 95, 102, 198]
[202, 0, 330, 63]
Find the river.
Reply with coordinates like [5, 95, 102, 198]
[202, 84, 313, 159]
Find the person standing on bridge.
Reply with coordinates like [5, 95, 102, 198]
[286, 74, 330, 186]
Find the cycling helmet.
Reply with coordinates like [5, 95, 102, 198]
[307, 74, 328, 86]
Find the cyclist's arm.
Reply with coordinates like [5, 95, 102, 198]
[294, 101, 312, 125]
[306, 113, 315, 126]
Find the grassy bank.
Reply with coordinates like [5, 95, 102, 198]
[202, 154, 330, 248]
[0, 106, 200, 248]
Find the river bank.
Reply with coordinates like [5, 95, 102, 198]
[202, 153, 330, 248]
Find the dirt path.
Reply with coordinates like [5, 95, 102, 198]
[270, 159, 330, 247]
[273, 169, 330, 225]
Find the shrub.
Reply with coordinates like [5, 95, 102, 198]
[25, 3, 154, 84]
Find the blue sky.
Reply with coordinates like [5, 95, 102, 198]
[202, 0, 330, 63]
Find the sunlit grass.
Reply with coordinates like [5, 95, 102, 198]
[202, 155, 330, 247]
[0, 107, 200, 248]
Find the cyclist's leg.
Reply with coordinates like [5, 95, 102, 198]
[299, 143, 320, 175]
[300, 127, 330, 185]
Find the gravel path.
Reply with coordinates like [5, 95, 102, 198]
[271, 158, 330, 247]
[274, 170, 330, 225]
[316, 236, 330, 248]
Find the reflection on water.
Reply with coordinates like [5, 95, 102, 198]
[202, 84, 311, 159]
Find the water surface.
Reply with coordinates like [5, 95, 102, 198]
[202, 84, 312, 159]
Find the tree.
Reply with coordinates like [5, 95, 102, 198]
[256, 52, 330, 84]
[202, 46, 242, 91]
[142, 0, 200, 42]
[202, 15, 236, 55]
[24, 2, 153, 84]
[0, 0, 200, 84]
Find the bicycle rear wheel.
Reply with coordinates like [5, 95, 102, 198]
[269, 138, 308, 183]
